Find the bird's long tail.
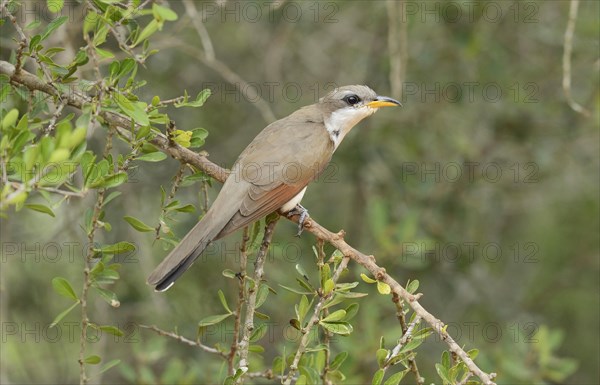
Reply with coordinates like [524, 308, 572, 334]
[147, 210, 222, 291]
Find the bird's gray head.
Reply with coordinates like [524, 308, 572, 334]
[318, 85, 401, 149]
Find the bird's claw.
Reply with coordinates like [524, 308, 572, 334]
[287, 204, 309, 236]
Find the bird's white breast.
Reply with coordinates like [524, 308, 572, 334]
[324, 107, 377, 149]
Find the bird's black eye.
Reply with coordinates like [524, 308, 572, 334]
[344, 94, 361, 106]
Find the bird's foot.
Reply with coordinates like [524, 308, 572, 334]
[286, 204, 309, 236]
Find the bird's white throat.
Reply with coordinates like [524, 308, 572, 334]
[325, 106, 377, 149]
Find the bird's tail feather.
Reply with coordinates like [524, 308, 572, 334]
[147, 213, 221, 291]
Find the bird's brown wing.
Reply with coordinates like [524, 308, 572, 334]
[216, 110, 333, 239]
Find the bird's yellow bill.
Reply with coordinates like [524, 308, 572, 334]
[367, 99, 401, 108]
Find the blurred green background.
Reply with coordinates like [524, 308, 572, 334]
[1, 1, 598, 384]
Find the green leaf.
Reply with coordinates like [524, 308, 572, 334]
[84, 355, 101, 365]
[248, 344, 264, 353]
[468, 349, 479, 360]
[137, 152, 167, 162]
[222, 269, 236, 279]
[198, 313, 232, 327]
[123, 216, 154, 232]
[384, 371, 407, 385]
[372, 369, 385, 385]
[441, 351, 451, 368]
[320, 263, 331, 286]
[343, 303, 359, 321]
[152, 3, 178, 21]
[296, 375, 307, 385]
[92, 172, 128, 189]
[95, 47, 115, 59]
[102, 191, 121, 207]
[436, 362, 452, 384]
[50, 301, 79, 327]
[295, 263, 309, 279]
[97, 359, 121, 376]
[412, 327, 433, 341]
[100, 241, 135, 254]
[331, 249, 344, 262]
[255, 284, 270, 308]
[190, 128, 208, 148]
[296, 295, 309, 323]
[323, 278, 334, 295]
[296, 278, 315, 293]
[217, 290, 232, 313]
[279, 284, 312, 295]
[47, 0, 64, 13]
[52, 277, 78, 300]
[376, 348, 388, 368]
[250, 323, 267, 343]
[329, 351, 348, 371]
[132, 19, 159, 47]
[1, 108, 19, 130]
[319, 321, 352, 336]
[406, 279, 419, 294]
[94, 287, 120, 308]
[377, 281, 391, 295]
[25, 204, 55, 217]
[41, 16, 68, 41]
[254, 311, 270, 320]
[321, 309, 346, 322]
[360, 273, 377, 283]
[289, 319, 301, 330]
[175, 89, 211, 108]
[113, 93, 149, 126]
[99, 325, 124, 336]
[174, 204, 195, 213]
[399, 338, 424, 353]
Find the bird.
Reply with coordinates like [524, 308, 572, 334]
[148, 85, 401, 291]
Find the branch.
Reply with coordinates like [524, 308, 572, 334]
[386, 0, 408, 100]
[392, 292, 423, 383]
[562, 0, 591, 117]
[138, 324, 227, 358]
[0, 60, 497, 385]
[236, 216, 280, 381]
[229, 227, 249, 375]
[283, 254, 351, 385]
[0, 61, 229, 183]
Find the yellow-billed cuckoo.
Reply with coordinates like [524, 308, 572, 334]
[148, 85, 400, 291]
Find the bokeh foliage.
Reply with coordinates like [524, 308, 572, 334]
[1, 0, 598, 384]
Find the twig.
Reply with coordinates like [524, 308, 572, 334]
[138, 324, 227, 357]
[85, 0, 145, 64]
[316, 239, 333, 385]
[236, 216, 280, 382]
[283, 255, 351, 385]
[562, 0, 591, 117]
[392, 292, 423, 383]
[45, 99, 67, 134]
[228, 226, 250, 375]
[182, 0, 216, 61]
[388, 315, 421, 361]
[79, 124, 113, 384]
[154, 163, 186, 239]
[0, 59, 498, 385]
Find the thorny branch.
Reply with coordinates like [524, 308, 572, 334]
[0, 60, 497, 385]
